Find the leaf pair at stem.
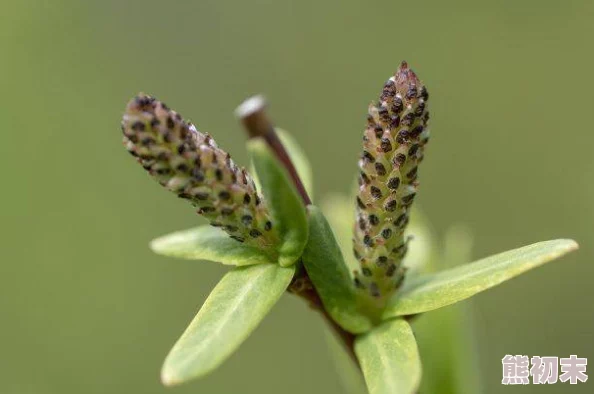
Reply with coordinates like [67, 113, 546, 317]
[121, 64, 578, 394]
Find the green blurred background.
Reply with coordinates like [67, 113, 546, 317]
[1, 0, 592, 393]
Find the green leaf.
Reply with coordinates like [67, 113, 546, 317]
[320, 194, 359, 273]
[150, 225, 275, 265]
[248, 138, 308, 267]
[276, 128, 314, 200]
[161, 263, 295, 386]
[383, 239, 578, 318]
[302, 205, 374, 334]
[355, 319, 422, 394]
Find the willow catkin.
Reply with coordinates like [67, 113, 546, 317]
[353, 62, 430, 301]
[121, 94, 278, 249]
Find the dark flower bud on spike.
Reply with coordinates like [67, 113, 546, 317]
[122, 93, 278, 249]
[375, 162, 387, 176]
[373, 126, 383, 139]
[380, 138, 393, 152]
[352, 62, 430, 304]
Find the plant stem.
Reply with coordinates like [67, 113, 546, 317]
[236, 96, 311, 205]
[236, 95, 359, 366]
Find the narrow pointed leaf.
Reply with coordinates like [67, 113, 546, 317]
[150, 226, 276, 265]
[355, 319, 421, 394]
[383, 239, 578, 318]
[320, 194, 360, 273]
[276, 128, 314, 200]
[248, 138, 308, 267]
[302, 205, 374, 334]
[161, 263, 295, 386]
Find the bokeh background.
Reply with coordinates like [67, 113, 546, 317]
[1, 0, 592, 393]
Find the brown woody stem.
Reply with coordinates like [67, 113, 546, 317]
[236, 95, 311, 205]
[236, 95, 358, 366]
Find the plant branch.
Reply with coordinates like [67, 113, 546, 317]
[236, 95, 359, 366]
[236, 96, 311, 205]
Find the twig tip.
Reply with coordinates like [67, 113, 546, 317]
[234, 95, 267, 119]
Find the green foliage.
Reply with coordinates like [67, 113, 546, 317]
[383, 239, 578, 318]
[161, 263, 295, 386]
[276, 128, 314, 200]
[320, 194, 360, 273]
[354, 319, 421, 394]
[133, 109, 579, 391]
[302, 206, 374, 334]
[248, 138, 308, 267]
[150, 225, 276, 265]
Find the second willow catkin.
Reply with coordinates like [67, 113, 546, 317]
[121, 94, 279, 250]
[353, 62, 430, 301]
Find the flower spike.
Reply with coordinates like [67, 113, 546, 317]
[122, 94, 279, 249]
[353, 62, 430, 302]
